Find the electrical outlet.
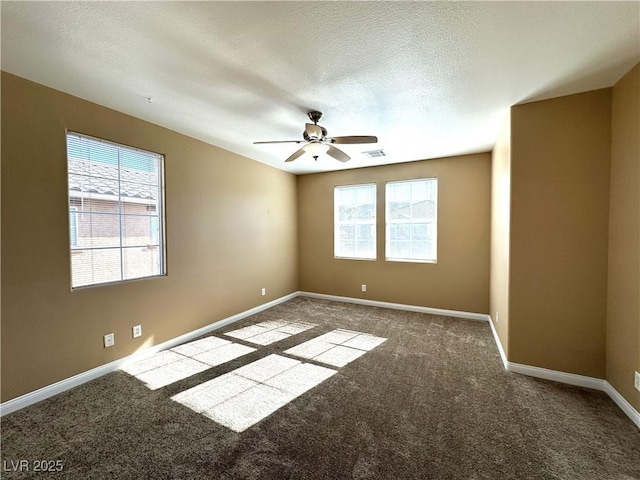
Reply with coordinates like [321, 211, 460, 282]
[362, 284, 367, 292]
[634, 371, 640, 392]
[132, 325, 142, 338]
[261, 287, 266, 296]
[496, 311, 499, 323]
[103, 333, 115, 348]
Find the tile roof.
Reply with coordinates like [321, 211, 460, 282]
[68, 158, 159, 201]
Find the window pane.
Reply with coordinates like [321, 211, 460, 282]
[356, 203, 375, 220]
[75, 213, 121, 249]
[388, 223, 409, 241]
[69, 209, 78, 247]
[411, 180, 428, 201]
[337, 240, 355, 258]
[67, 132, 165, 288]
[357, 240, 375, 259]
[123, 246, 162, 280]
[338, 224, 355, 239]
[150, 216, 160, 246]
[388, 240, 409, 259]
[336, 186, 355, 207]
[411, 223, 428, 240]
[338, 205, 355, 222]
[386, 179, 437, 262]
[122, 214, 160, 247]
[122, 214, 157, 247]
[334, 184, 376, 259]
[388, 204, 409, 220]
[71, 248, 121, 287]
[75, 198, 120, 214]
[410, 241, 429, 260]
[68, 174, 121, 209]
[86, 140, 119, 168]
[68, 136, 119, 180]
[120, 181, 160, 204]
[356, 223, 375, 240]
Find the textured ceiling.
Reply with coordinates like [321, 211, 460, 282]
[1, 2, 638, 174]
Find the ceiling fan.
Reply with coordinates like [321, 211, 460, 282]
[253, 111, 378, 163]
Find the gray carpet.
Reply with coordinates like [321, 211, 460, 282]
[2, 297, 639, 479]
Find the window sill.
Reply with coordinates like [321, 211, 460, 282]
[334, 256, 377, 261]
[385, 258, 437, 264]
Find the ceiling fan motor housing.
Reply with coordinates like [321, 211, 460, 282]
[308, 111, 323, 124]
[303, 125, 327, 141]
[254, 110, 377, 163]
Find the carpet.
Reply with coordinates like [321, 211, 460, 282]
[2, 297, 639, 479]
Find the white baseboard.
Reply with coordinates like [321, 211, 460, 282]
[507, 361, 639, 430]
[1, 290, 486, 416]
[485, 313, 639, 430]
[4, 290, 639, 431]
[604, 382, 640, 429]
[0, 359, 126, 418]
[298, 291, 490, 322]
[506, 362, 607, 391]
[0, 292, 298, 417]
[486, 314, 508, 369]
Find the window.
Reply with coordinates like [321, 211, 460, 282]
[67, 132, 166, 288]
[386, 178, 437, 262]
[334, 184, 376, 260]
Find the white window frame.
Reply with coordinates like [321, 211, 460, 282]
[69, 206, 79, 247]
[385, 178, 438, 263]
[334, 183, 377, 260]
[66, 132, 167, 289]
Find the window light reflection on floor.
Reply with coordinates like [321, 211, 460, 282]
[171, 354, 336, 432]
[120, 336, 256, 390]
[284, 329, 387, 367]
[170, 328, 387, 433]
[224, 319, 317, 346]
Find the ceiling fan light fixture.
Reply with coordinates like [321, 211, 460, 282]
[253, 111, 376, 163]
[303, 142, 329, 156]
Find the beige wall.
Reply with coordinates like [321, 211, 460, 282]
[607, 64, 640, 411]
[509, 89, 611, 378]
[490, 112, 511, 356]
[298, 154, 491, 314]
[1, 72, 298, 402]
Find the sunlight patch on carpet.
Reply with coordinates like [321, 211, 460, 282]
[284, 329, 387, 367]
[120, 337, 256, 389]
[171, 354, 336, 432]
[224, 320, 317, 345]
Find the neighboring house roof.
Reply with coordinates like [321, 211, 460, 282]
[68, 157, 159, 201]
[388, 200, 436, 220]
[338, 200, 436, 221]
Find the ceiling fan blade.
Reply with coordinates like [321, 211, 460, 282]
[305, 123, 324, 138]
[326, 145, 351, 162]
[329, 135, 378, 144]
[254, 140, 304, 144]
[284, 147, 306, 163]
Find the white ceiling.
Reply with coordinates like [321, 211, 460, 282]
[1, 2, 638, 174]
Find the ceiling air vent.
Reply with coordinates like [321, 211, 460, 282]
[362, 149, 386, 158]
